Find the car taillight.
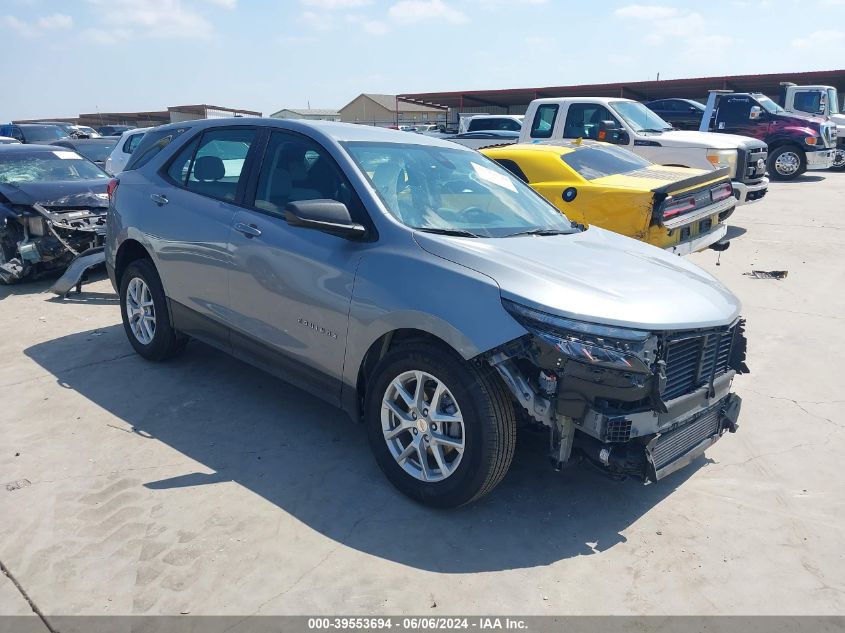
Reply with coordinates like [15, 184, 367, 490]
[711, 183, 733, 202]
[106, 178, 119, 201]
[663, 196, 696, 219]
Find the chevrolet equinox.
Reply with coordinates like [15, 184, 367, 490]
[106, 118, 747, 508]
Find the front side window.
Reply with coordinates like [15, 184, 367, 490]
[610, 101, 671, 133]
[184, 129, 256, 202]
[253, 131, 359, 219]
[563, 104, 621, 140]
[716, 96, 753, 126]
[0, 150, 108, 183]
[560, 145, 651, 181]
[757, 95, 786, 115]
[530, 105, 558, 139]
[343, 142, 575, 238]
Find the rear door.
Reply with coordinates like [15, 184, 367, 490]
[132, 126, 259, 346]
[227, 129, 369, 404]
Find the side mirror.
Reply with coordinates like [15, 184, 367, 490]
[284, 199, 367, 240]
[749, 106, 763, 120]
[597, 120, 629, 145]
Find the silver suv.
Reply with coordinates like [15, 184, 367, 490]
[106, 118, 747, 507]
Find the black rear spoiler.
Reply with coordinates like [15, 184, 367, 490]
[651, 166, 732, 196]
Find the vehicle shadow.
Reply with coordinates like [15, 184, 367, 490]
[789, 174, 826, 183]
[25, 326, 705, 573]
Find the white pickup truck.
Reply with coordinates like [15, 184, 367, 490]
[519, 97, 769, 205]
[778, 83, 844, 170]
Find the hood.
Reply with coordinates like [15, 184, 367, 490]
[0, 180, 109, 208]
[652, 129, 757, 149]
[414, 227, 740, 331]
[775, 112, 828, 131]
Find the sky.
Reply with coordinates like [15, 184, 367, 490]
[2, 0, 844, 121]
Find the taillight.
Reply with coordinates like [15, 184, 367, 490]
[106, 178, 119, 201]
[711, 182, 733, 202]
[663, 196, 696, 219]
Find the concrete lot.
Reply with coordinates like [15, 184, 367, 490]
[1, 172, 844, 621]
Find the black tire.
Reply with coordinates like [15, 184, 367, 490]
[768, 146, 806, 181]
[119, 258, 186, 361]
[364, 342, 516, 508]
[831, 150, 845, 171]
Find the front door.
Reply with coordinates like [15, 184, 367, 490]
[227, 130, 369, 405]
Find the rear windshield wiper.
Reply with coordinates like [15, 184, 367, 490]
[505, 228, 573, 238]
[416, 227, 480, 238]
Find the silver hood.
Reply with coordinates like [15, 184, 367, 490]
[414, 226, 740, 331]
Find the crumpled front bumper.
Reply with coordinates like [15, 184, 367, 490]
[732, 177, 768, 205]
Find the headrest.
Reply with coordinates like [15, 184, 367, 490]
[194, 155, 225, 181]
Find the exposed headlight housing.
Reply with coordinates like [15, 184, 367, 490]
[502, 299, 657, 373]
[705, 149, 738, 173]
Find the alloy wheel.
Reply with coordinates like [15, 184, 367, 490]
[774, 151, 800, 177]
[381, 370, 465, 482]
[125, 277, 156, 345]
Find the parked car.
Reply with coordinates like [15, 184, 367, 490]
[446, 130, 521, 150]
[482, 141, 735, 255]
[460, 115, 524, 133]
[36, 121, 88, 138]
[700, 90, 836, 180]
[0, 123, 68, 144]
[0, 137, 21, 145]
[104, 128, 146, 175]
[106, 118, 747, 507]
[98, 124, 136, 137]
[0, 144, 109, 283]
[644, 98, 705, 130]
[76, 125, 102, 139]
[519, 97, 769, 204]
[52, 137, 119, 170]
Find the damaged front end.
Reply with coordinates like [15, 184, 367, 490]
[0, 184, 108, 284]
[487, 299, 748, 482]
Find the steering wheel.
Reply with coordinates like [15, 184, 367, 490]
[461, 206, 495, 223]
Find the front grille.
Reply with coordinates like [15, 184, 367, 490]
[606, 418, 632, 443]
[741, 146, 768, 183]
[651, 404, 721, 470]
[662, 325, 735, 401]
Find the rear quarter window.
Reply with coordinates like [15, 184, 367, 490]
[123, 128, 187, 171]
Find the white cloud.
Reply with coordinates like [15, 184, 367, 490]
[86, 0, 214, 39]
[388, 0, 467, 24]
[347, 14, 389, 34]
[300, 10, 337, 30]
[792, 29, 844, 48]
[301, 0, 372, 7]
[614, 4, 732, 58]
[614, 4, 680, 19]
[206, 0, 237, 7]
[37, 13, 73, 30]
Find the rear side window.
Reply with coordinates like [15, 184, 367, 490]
[530, 105, 558, 139]
[124, 127, 186, 171]
[165, 137, 200, 186]
[492, 158, 529, 183]
[184, 129, 256, 202]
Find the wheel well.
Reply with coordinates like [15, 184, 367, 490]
[355, 329, 458, 417]
[115, 239, 151, 286]
[767, 140, 803, 154]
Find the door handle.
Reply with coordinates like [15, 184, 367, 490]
[150, 193, 168, 206]
[235, 222, 262, 238]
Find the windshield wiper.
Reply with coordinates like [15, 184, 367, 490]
[505, 228, 572, 238]
[416, 227, 480, 238]
[639, 128, 667, 133]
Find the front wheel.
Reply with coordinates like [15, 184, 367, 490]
[365, 343, 516, 508]
[768, 146, 805, 181]
[831, 149, 845, 172]
[119, 259, 186, 361]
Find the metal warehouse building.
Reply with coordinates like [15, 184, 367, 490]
[399, 69, 845, 126]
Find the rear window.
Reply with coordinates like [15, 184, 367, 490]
[73, 142, 117, 163]
[124, 128, 186, 171]
[22, 125, 67, 141]
[559, 145, 651, 180]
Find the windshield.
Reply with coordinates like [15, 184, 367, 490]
[828, 89, 840, 115]
[73, 142, 117, 162]
[23, 125, 68, 141]
[758, 96, 786, 115]
[0, 150, 108, 183]
[611, 101, 672, 132]
[561, 145, 652, 180]
[343, 142, 576, 238]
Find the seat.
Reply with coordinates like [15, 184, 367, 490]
[191, 155, 236, 200]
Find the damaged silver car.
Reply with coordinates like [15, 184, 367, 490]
[0, 145, 109, 284]
[106, 119, 747, 508]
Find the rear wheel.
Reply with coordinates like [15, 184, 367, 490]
[119, 259, 186, 360]
[365, 343, 516, 508]
[768, 146, 805, 180]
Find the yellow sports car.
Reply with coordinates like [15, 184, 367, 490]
[481, 141, 737, 255]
